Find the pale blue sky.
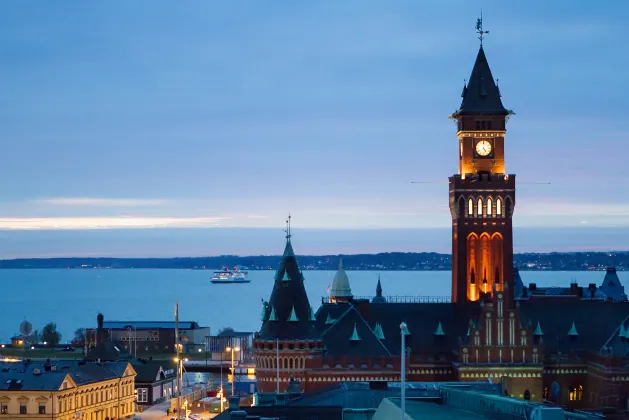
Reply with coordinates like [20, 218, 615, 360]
[1, 1, 628, 256]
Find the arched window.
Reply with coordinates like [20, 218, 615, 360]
[569, 385, 583, 401]
[477, 198, 483, 217]
[487, 197, 493, 217]
[468, 198, 473, 216]
[496, 197, 502, 216]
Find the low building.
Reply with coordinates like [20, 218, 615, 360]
[85, 318, 209, 355]
[0, 359, 136, 419]
[207, 330, 254, 364]
[133, 359, 177, 405]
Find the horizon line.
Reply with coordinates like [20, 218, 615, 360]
[2, 250, 627, 261]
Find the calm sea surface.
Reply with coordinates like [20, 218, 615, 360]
[1, 269, 625, 343]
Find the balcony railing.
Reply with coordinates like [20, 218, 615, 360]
[321, 295, 451, 304]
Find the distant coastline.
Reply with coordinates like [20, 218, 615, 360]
[0, 251, 627, 271]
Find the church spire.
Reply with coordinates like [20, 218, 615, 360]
[455, 16, 508, 116]
[258, 217, 318, 340]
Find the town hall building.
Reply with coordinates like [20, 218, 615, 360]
[253, 36, 629, 412]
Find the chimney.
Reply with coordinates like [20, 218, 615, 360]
[589, 284, 597, 299]
[528, 283, 536, 292]
[355, 299, 370, 318]
[570, 282, 578, 295]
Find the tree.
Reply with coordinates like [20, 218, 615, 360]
[74, 328, 86, 344]
[218, 327, 234, 335]
[41, 323, 62, 346]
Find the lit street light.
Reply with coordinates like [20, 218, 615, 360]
[400, 322, 407, 419]
[225, 346, 240, 397]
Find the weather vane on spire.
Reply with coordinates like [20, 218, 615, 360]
[284, 214, 292, 241]
[475, 11, 489, 46]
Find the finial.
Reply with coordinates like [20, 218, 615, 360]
[475, 11, 489, 46]
[284, 214, 292, 242]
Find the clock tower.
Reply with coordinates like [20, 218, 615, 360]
[449, 43, 515, 307]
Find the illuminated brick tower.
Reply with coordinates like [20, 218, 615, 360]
[449, 33, 515, 306]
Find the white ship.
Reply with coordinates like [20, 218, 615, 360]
[210, 267, 250, 284]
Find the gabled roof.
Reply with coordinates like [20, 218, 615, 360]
[0, 361, 133, 391]
[132, 360, 177, 383]
[258, 234, 318, 340]
[600, 267, 626, 301]
[84, 332, 132, 363]
[315, 301, 477, 357]
[320, 305, 391, 357]
[519, 300, 629, 354]
[456, 47, 509, 116]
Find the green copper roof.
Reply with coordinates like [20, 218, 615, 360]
[568, 321, 578, 336]
[287, 306, 299, 322]
[309, 307, 316, 321]
[533, 321, 544, 336]
[402, 324, 411, 335]
[283, 240, 295, 258]
[260, 301, 268, 321]
[282, 270, 291, 281]
[374, 323, 385, 340]
[433, 322, 445, 336]
[619, 323, 626, 338]
[268, 306, 277, 321]
[349, 323, 361, 341]
[325, 313, 335, 325]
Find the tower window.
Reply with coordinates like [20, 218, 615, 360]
[496, 198, 502, 216]
[477, 198, 483, 217]
[487, 197, 493, 217]
[487, 121, 492, 130]
[468, 198, 473, 216]
[476, 121, 480, 130]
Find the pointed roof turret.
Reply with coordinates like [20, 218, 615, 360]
[287, 306, 299, 322]
[619, 322, 626, 338]
[309, 307, 316, 321]
[260, 300, 268, 321]
[268, 306, 277, 321]
[330, 258, 353, 302]
[258, 217, 318, 340]
[374, 323, 385, 340]
[349, 323, 361, 341]
[402, 323, 411, 336]
[434, 322, 446, 336]
[372, 274, 386, 303]
[325, 313, 335, 325]
[601, 267, 625, 302]
[568, 321, 579, 337]
[533, 321, 544, 336]
[456, 46, 509, 116]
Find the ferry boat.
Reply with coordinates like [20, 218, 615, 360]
[211, 268, 250, 284]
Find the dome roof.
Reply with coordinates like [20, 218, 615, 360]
[330, 259, 353, 299]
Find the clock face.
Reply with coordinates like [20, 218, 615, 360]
[475, 140, 492, 157]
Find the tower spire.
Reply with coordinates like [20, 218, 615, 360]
[285, 214, 292, 242]
[475, 11, 489, 47]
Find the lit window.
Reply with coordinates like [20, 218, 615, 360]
[137, 388, 148, 403]
[569, 385, 583, 401]
[468, 198, 473, 216]
[487, 197, 493, 217]
[496, 198, 502, 216]
[477, 198, 483, 217]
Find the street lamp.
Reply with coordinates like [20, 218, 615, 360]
[225, 346, 240, 397]
[400, 322, 407, 419]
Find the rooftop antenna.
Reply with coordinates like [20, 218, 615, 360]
[284, 214, 292, 241]
[476, 11, 489, 46]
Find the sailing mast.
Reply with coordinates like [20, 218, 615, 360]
[175, 301, 181, 420]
